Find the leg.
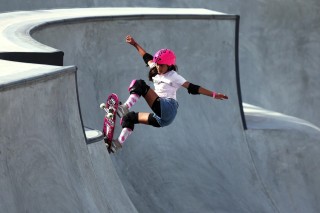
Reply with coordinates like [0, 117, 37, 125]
[137, 112, 149, 125]
[125, 79, 159, 109]
[138, 112, 161, 127]
[117, 111, 138, 144]
[118, 79, 150, 117]
[122, 111, 160, 127]
[143, 89, 159, 109]
[120, 111, 160, 131]
[118, 111, 160, 144]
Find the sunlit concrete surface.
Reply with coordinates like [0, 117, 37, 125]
[0, 7, 320, 213]
[1, 0, 319, 127]
[244, 103, 320, 133]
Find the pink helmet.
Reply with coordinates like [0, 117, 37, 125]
[153, 49, 176, 66]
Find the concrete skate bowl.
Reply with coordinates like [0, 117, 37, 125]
[1, 8, 320, 213]
[1, 0, 320, 130]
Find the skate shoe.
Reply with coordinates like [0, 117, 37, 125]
[117, 104, 129, 118]
[110, 139, 122, 153]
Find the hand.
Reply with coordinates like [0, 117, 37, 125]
[214, 92, 228, 100]
[126, 35, 136, 46]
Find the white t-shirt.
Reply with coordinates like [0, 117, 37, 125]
[152, 71, 186, 100]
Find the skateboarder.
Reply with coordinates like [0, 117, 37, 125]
[112, 35, 228, 151]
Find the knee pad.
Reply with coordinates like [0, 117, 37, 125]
[121, 111, 139, 130]
[128, 79, 150, 97]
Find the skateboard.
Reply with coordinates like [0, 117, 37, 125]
[100, 93, 119, 153]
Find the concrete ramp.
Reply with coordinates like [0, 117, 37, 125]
[1, 8, 320, 213]
[0, 59, 137, 212]
[30, 9, 275, 212]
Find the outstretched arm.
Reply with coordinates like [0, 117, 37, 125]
[126, 35, 147, 57]
[182, 82, 228, 100]
[126, 35, 154, 65]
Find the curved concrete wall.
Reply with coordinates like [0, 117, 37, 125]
[0, 0, 319, 127]
[0, 62, 110, 212]
[1, 7, 320, 213]
[32, 14, 265, 213]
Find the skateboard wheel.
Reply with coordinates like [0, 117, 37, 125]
[107, 113, 113, 118]
[100, 103, 106, 109]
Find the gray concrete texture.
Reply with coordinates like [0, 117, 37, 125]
[1, 7, 320, 213]
[32, 12, 258, 212]
[0, 0, 319, 128]
[0, 59, 137, 213]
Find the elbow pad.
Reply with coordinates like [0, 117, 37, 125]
[143, 53, 153, 65]
[188, 83, 200, 95]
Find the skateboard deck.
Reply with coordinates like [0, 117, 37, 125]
[100, 93, 119, 153]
